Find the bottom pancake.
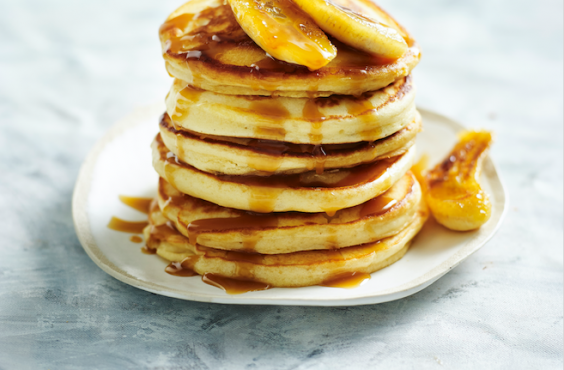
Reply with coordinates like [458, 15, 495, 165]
[143, 198, 429, 287]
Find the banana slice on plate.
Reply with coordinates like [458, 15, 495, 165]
[227, 0, 337, 70]
[425, 131, 494, 231]
[292, 0, 408, 60]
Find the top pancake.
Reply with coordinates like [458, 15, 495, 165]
[160, 0, 421, 97]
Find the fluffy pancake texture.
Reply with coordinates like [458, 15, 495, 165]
[152, 134, 416, 214]
[157, 172, 421, 254]
[165, 75, 417, 143]
[159, 0, 421, 97]
[144, 196, 429, 287]
[159, 111, 421, 175]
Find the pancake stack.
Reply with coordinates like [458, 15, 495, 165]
[145, 0, 429, 290]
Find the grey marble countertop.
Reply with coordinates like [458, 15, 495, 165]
[1, 0, 562, 368]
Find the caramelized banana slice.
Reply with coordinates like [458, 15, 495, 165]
[426, 131, 493, 231]
[227, 0, 337, 70]
[291, 0, 408, 60]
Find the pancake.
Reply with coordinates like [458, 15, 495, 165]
[143, 196, 429, 287]
[157, 172, 421, 254]
[159, 0, 421, 97]
[160, 111, 421, 175]
[165, 76, 417, 144]
[152, 134, 416, 214]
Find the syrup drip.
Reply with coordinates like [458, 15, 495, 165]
[171, 84, 203, 122]
[346, 95, 377, 125]
[253, 126, 287, 140]
[159, 13, 195, 54]
[130, 235, 143, 243]
[141, 246, 157, 255]
[248, 100, 290, 141]
[302, 99, 327, 146]
[248, 187, 283, 213]
[118, 195, 153, 214]
[187, 215, 279, 248]
[312, 145, 327, 174]
[321, 272, 371, 288]
[202, 273, 270, 295]
[248, 100, 291, 120]
[246, 155, 284, 173]
[107, 217, 148, 234]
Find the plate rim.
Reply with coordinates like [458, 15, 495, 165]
[72, 105, 508, 306]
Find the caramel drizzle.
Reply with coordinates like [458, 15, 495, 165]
[184, 213, 279, 249]
[162, 255, 270, 295]
[203, 274, 270, 294]
[321, 272, 371, 288]
[118, 195, 153, 214]
[107, 217, 148, 234]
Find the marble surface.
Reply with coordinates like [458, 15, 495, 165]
[0, 0, 562, 368]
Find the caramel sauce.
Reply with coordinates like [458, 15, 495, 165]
[202, 273, 270, 295]
[107, 217, 148, 234]
[248, 100, 291, 120]
[321, 272, 371, 288]
[171, 84, 203, 122]
[312, 145, 327, 174]
[248, 100, 289, 141]
[246, 155, 284, 173]
[160, 5, 252, 57]
[159, 13, 195, 54]
[346, 94, 378, 130]
[253, 57, 301, 73]
[163, 157, 182, 193]
[187, 215, 279, 247]
[118, 195, 153, 214]
[359, 126, 383, 141]
[248, 187, 283, 213]
[165, 261, 198, 277]
[130, 235, 143, 243]
[253, 126, 287, 140]
[303, 99, 327, 146]
[141, 246, 157, 255]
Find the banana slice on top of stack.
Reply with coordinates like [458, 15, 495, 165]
[145, 0, 428, 292]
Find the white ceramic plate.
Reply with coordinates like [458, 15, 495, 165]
[73, 104, 507, 306]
